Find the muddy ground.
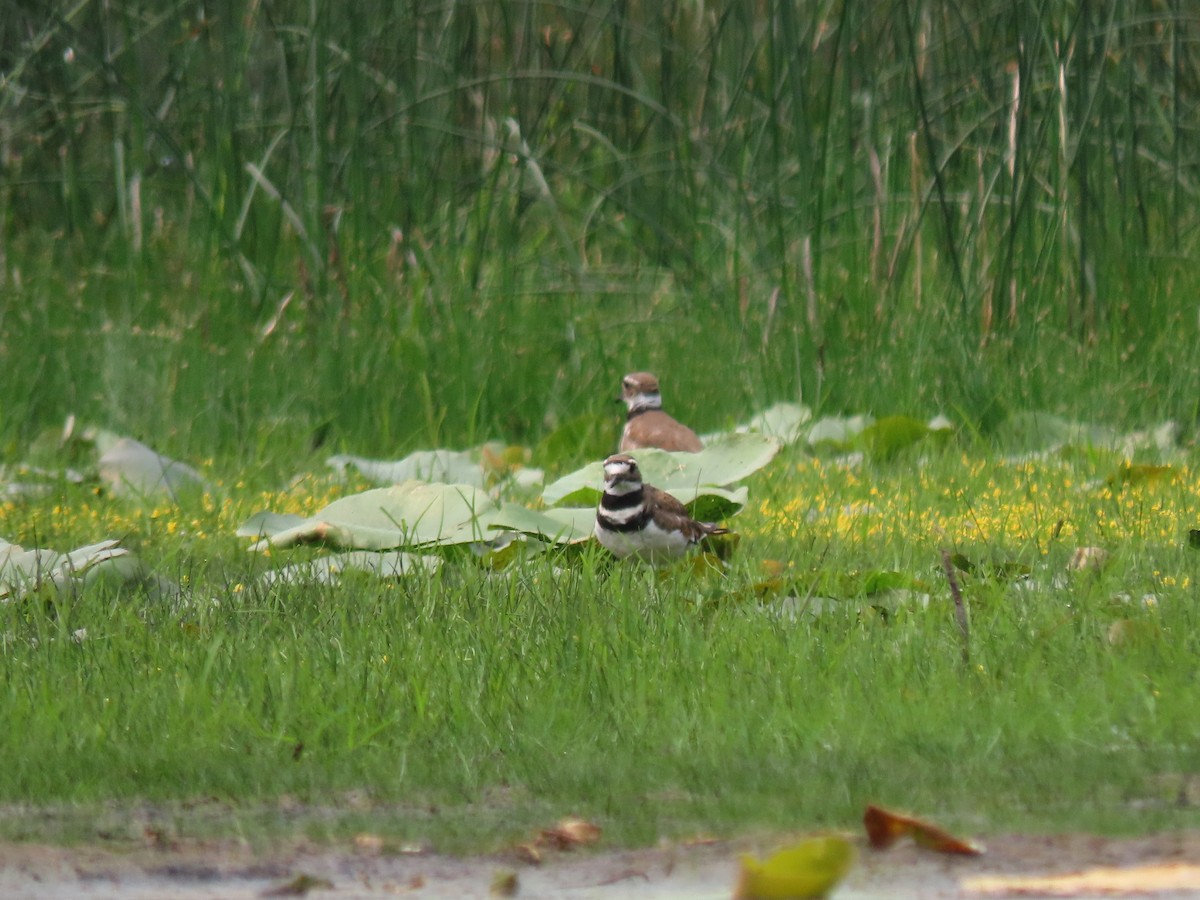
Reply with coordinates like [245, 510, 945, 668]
[2, 832, 1200, 899]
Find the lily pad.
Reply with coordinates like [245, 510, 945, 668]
[241, 481, 595, 552]
[328, 448, 487, 485]
[0, 538, 165, 601]
[0, 464, 89, 500]
[998, 414, 1180, 460]
[859, 415, 933, 459]
[327, 442, 542, 495]
[98, 437, 208, 499]
[705, 402, 813, 445]
[236, 511, 310, 541]
[486, 504, 596, 544]
[998, 411, 1112, 451]
[806, 414, 874, 449]
[541, 433, 780, 508]
[682, 486, 750, 522]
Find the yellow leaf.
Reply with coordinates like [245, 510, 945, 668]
[682, 551, 726, 576]
[753, 559, 787, 596]
[1107, 463, 1175, 488]
[490, 869, 520, 897]
[733, 835, 855, 900]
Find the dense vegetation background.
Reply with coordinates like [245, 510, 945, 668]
[3, 1, 1199, 461]
[3, 4, 1200, 846]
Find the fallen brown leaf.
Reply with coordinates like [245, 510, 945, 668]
[537, 816, 602, 850]
[862, 805, 911, 849]
[353, 832, 384, 853]
[260, 873, 334, 897]
[511, 815, 602, 862]
[142, 826, 174, 851]
[595, 867, 650, 886]
[863, 804, 983, 855]
[514, 843, 542, 865]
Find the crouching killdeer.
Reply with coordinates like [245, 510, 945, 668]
[618, 372, 704, 453]
[594, 454, 728, 561]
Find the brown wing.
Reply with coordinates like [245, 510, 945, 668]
[644, 485, 729, 542]
[621, 411, 704, 452]
[643, 484, 690, 517]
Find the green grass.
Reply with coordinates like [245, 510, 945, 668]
[2, 449, 1199, 848]
[6, 2, 1200, 459]
[3, 0, 1200, 851]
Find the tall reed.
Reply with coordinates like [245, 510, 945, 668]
[2, 2, 1198, 451]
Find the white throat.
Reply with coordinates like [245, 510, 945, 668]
[626, 392, 663, 414]
[603, 478, 642, 495]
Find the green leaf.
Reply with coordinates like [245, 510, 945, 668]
[950, 553, 975, 574]
[0, 538, 167, 601]
[805, 414, 873, 450]
[328, 448, 489, 486]
[541, 433, 779, 507]
[487, 504, 596, 544]
[243, 482, 494, 550]
[858, 415, 932, 460]
[951, 553, 1032, 581]
[713, 402, 813, 445]
[236, 511, 310, 540]
[0, 460, 89, 500]
[241, 482, 595, 552]
[327, 442, 542, 495]
[998, 413, 1177, 457]
[1107, 463, 1176, 487]
[996, 412, 1117, 452]
[860, 569, 927, 595]
[682, 486, 749, 521]
[97, 437, 208, 499]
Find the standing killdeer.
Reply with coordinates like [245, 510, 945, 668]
[618, 371, 704, 453]
[594, 454, 728, 561]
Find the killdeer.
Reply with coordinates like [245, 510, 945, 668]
[618, 371, 704, 453]
[594, 454, 728, 561]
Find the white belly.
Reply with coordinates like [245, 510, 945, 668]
[594, 518, 691, 562]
